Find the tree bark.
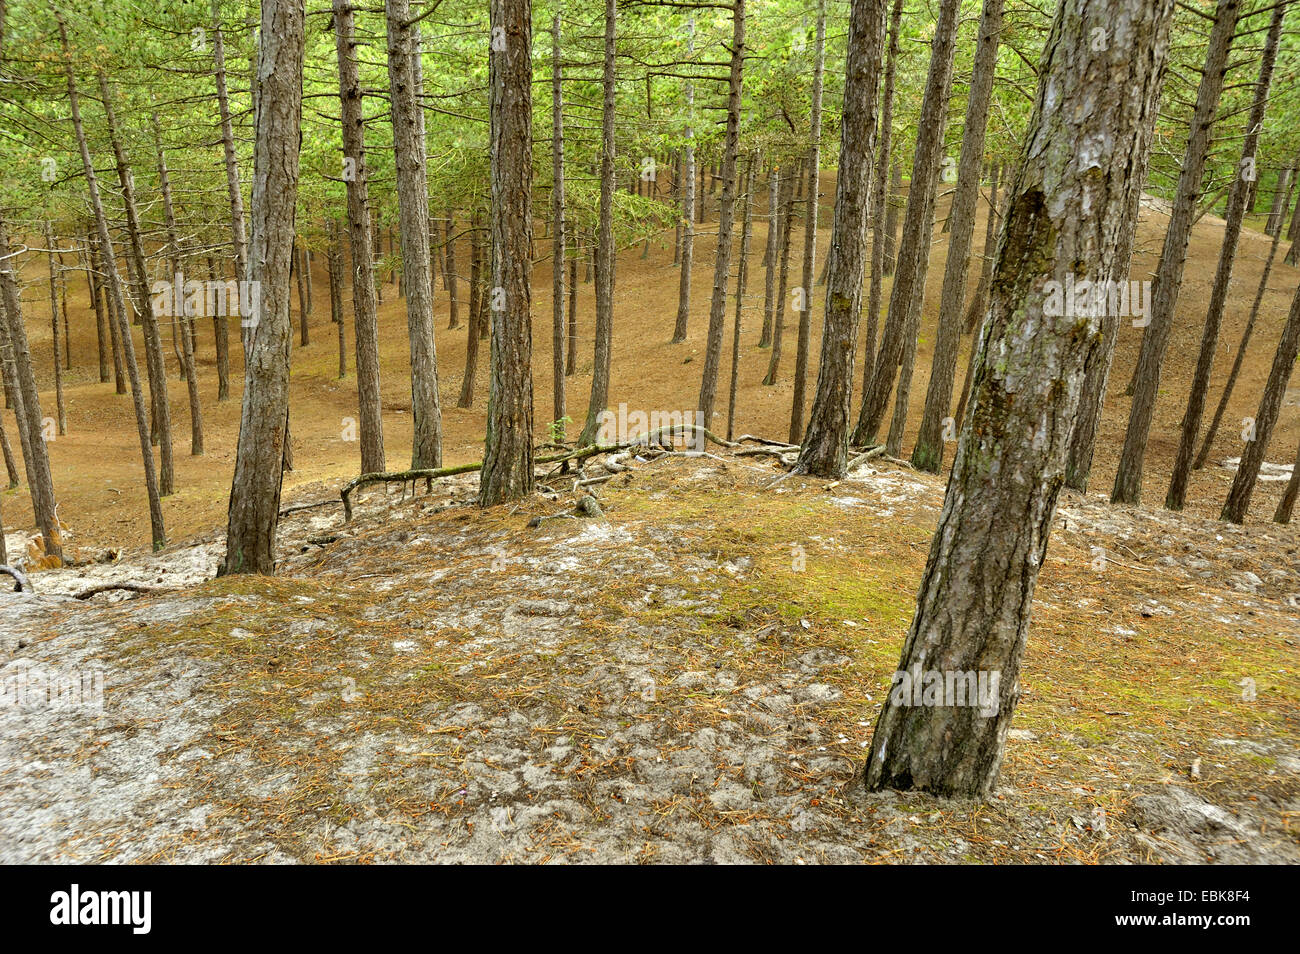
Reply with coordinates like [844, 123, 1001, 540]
[480, 0, 535, 506]
[334, 0, 385, 474]
[763, 164, 803, 385]
[1194, 171, 1294, 471]
[1221, 276, 1300, 523]
[912, 0, 1005, 473]
[550, 13, 567, 435]
[1112, 0, 1241, 505]
[100, 69, 174, 496]
[759, 165, 780, 347]
[672, 14, 697, 344]
[212, 0, 249, 355]
[696, 0, 747, 428]
[44, 223, 67, 437]
[222, 0, 303, 575]
[1165, 0, 1284, 511]
[796, 0, 887, 478]
[788, 0, 826, 444]
[58, 11, 160, 552]
[865, 0, 1175, 797]
[861, 0, 962, 452]
[727, 157, 757, 441]
[578, 0, 618, 447]
[386, 0, 443, 470]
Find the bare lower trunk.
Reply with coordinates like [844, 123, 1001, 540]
[59, 11, 160, 551]
[866, 0, 1174, 797]
[727, 158, 757, 441]
[334, 0, 385, 473]
[1112, 0, 1241, 505]
[1166, 0, 1284, 511]
[788, 0, 825, 443]
[796, 0, 886, 477]
[578, 0, 618, 447]
[912, 0, 1004, 473]
[550, 13, 567, 434]
[672, 15, 697, 345]
[222, 0, 303, 574]
[480, 0, 535, 506]
[696, 0, 746, 428]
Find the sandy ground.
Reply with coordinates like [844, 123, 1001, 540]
[2, 174, 1299, 560]
[0, 451, 1296, 863]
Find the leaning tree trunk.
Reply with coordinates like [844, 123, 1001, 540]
[912, 0, 1004, 473]
[480, 0, 535, 506]
[1194, 171, 1295, 471]
[865, 0, 1175, 798]
[386, 0, 443, 469]
[795, 0, 887, 478]
[578, 0, 618, 447]
[334, 0, 385, 474]
[696, 0, 746, 428]
[550, 13, 567, 435]
[1221, 276, 1300, 524]
[856, 0, 962, 447]
[1274, 429, 1300, 524]
[1165, 0, 1285, 511]
[858, 0, 904, 409]
[787, 0, 826, 443]
[212, 0, 247, 380]
[0, 409, 18, 488]
[100, 69, 174, 496]
[222, 0, 303, 575]
[672, 14, 697, 344]
[1112, 0, 1241, 505]
[58, 11, 160, 551]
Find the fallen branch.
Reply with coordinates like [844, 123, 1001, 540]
[340, 424, 735, 521]
[0, 564, 29, 592]
[73, 582, 160, 600]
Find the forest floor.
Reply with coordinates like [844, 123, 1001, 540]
[2, 175, 1299, 556]
[1, 450, 1297, 863]
[1, 177, 1299, 863]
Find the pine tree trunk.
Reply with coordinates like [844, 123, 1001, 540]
[206, 255, 228, 401]
[334, 0, 385, 474]
[1112, 0, 1241, 505]
[327, 218, 346, 378]
[566, 256, 578, 376]
[212, 0, 249, 305]
[458, 211, 485, 408]
[294, 241, 309, 346]
[58, 11, 160, 552]
[83, 233, 110, 383]
[696, 0, 746, 428]
[44, 223, 67, 436]
[759, 166, 780, 347]
[578, 0, 618, 447]
[727, 158, 757, 441]
[386, 0, 442, 469]
[480, 0, 535, 505]
[1166, 0, 1284, 511]
[865, 0, 1175, 797]
[857, 0, 904, 413]
[550, 13, 566, 435]
[788, 0, 825, 443]
[0, 400, 18, 488]
[222, 0, 303, 575]
[1194, 173, 1294, 471]
[796, 0, 887, 477]
[100, 69, 174, 496]
[882, 159, 902, 277]
[763, 164, 803, 385]
[445, 214, 460, 329]
[1222, 276, 1300, 523]
[912, 0, 1004, 473]
[860, 0, 962, 450]
[672, 15, 697, 344]
[153, 114, 204, 456]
